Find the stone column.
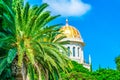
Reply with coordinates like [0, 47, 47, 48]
[70, 46, 73, 58]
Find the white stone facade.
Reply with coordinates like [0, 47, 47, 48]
[64, 42, 84, 64]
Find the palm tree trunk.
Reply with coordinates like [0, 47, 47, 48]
[35, 63, 42, 80]
[11, 58, 22, 80]
[45, 69, 49, 80]
[21, 61, 27, 80]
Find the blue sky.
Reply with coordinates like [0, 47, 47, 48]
[27, 0, 120, 70]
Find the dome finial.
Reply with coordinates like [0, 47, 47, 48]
[66, 19, 69, 26]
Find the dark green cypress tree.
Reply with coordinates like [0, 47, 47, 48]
[115, 55, 120, 71]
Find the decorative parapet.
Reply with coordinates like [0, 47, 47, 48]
[83, 63, 91, 70]
[62, 38, 83, 42]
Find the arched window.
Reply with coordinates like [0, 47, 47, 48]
[68, 47, 70, 56]
[78, 47, 80, 57]
[73, 47, 75, 57]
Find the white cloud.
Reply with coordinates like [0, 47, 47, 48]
[42, 0, 91, 17]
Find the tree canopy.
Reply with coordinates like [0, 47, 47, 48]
[115, 55, 120, 71]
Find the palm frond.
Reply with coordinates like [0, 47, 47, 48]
[33, 3, 48, 16]
[0, 57, 7, 75]
[16, 3, 23, 30]
[26, 48, 35, 65]
[27, 64, 35, 80]
[0, 0, 14, 20]
[7, 48, 17, 64]
[23, 2, 30, 24]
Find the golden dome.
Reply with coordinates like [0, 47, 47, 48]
[60, 19, 81, 39]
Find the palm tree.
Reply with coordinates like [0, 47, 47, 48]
[0, 0, 71, 80]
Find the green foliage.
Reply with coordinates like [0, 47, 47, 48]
[0, 64, 15, 80]
[70, 61, 89, 73]
[62, 71, 96, 80]
[61, 61, 120, 80]
[115, 55, 120, 71]
[61, 61, 96, 80]
[92, 68, 120, 80]
[7, 48, 17, 64]
[0, 57, 7, 74]
[27, 64, 35, 80]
